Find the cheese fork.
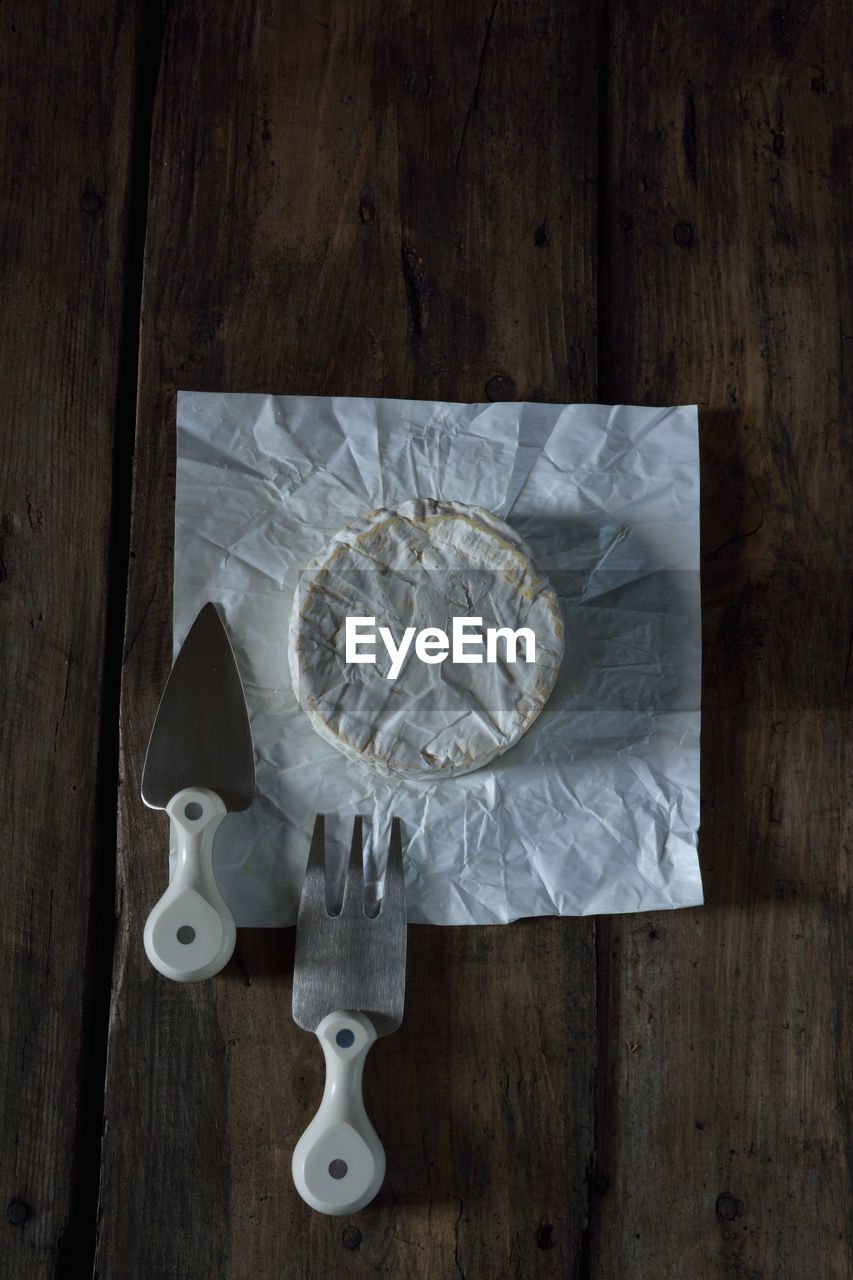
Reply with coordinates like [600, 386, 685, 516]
[291, 814, 407, 1215]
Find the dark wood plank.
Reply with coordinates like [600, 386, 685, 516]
[592, 2, 853, 1275]
[97, 2, 601, 1276]
[0, 1, 141, 1274]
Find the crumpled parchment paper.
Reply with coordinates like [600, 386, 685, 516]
[173, 394, 702, 925]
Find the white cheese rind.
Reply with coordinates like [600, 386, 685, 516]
[288, 498, 564, 779]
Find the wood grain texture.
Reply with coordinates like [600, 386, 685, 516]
[591, 1, 853, 1275]
[0, 2, 140, 1275]
[96, 3, 601, 1276]
[6, 1, 845, 1275]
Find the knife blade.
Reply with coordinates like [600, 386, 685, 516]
[141, 602, 255, 981]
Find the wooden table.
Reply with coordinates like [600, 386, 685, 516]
[3, 2, 851, 1276]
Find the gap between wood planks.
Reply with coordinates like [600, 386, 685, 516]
[57, 7, 167, 1278]
[582, 2, 613, 1272]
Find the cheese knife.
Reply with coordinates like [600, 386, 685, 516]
[141, 602, 255, 982]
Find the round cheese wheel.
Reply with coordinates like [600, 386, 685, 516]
[288, 498, 564, 779]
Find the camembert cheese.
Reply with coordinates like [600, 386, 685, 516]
[288, 498, 564, 779]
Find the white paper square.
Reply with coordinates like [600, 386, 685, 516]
[173, 394, 702, 925]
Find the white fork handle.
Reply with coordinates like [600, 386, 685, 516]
[143, 786, 236, 982]
[292, 1011, 385, 1214]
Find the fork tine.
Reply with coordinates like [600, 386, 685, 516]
[380, 816, 406, 919]
[340, 814, 365, 915]
[297, 813, 327, 917]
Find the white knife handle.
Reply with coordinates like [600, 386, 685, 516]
[292, 1011, 385, 1215]
[143, 786, 236, 982]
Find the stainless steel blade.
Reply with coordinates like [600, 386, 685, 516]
[141, 603, 255, 812]
[292, 816, 406, 1037]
